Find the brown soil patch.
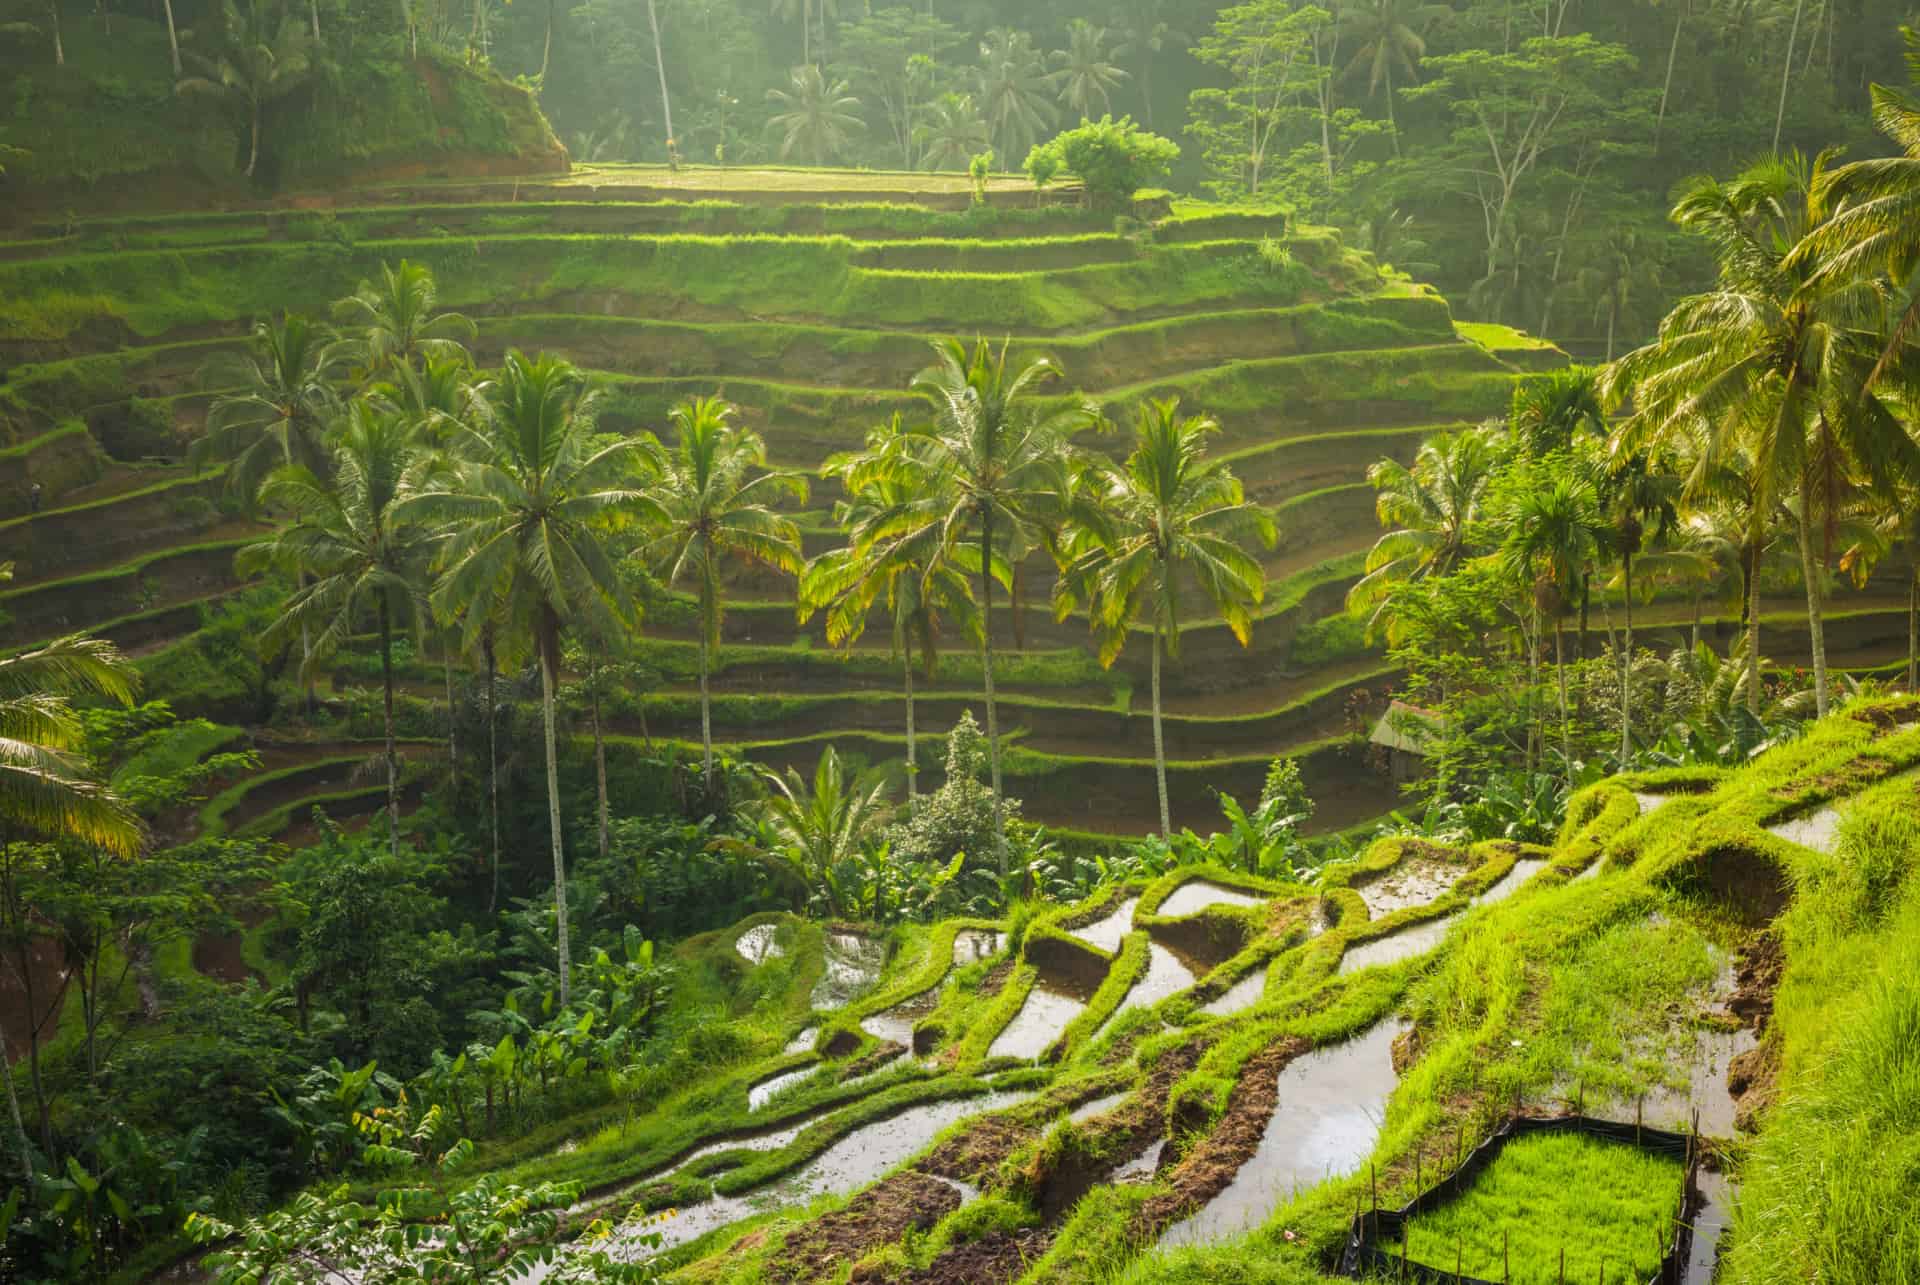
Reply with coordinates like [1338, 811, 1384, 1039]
[1148, 915, 1250, 975]
[1135, 1037, 1308, 1239]
[1025, 935, 1108, 1001]
[1391, 1024, 1425, 1076]
[977, 960, 1013, 999]
[1695, 846, 1792, 925]
[1850, 703, 1920, 735]
[771, 1170, 961, 1284]
[823, 1030, 863, 1059]
[860, 1227, 1053, 1284]
[1727, 933, 1784, 1031]
[912, 1023, 945, 1056]
[841, 1042, 906, 1082]
[918, 1113, 1030, 1185]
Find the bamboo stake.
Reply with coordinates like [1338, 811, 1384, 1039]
[1560, 1246, 1566, 1284]
[1504, 1229, 1511, 1283]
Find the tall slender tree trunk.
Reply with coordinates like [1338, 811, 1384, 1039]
[1909, 572, 1918, 694]
[1773, 0, 1806, 155]
[0, 1008, 31, 1181]
[538, 620, 571, 1006]
[539, 0, 554, 82]
[1527, 605, 1542, 774]
[592, 665, 609, 864]
[903, 639, 918, 801]
[1151, 620, 1170, 840]
[380, 598, 400, 858]
[49, 0, 62, 64]
[1747, 541, 1764, 718]
[1384, 60, 1399, 158]
[979, 509, 1007, 874]
[162, 0, 181, 74]
[246, 100, 260, 179]
[444, 645, 458, 795]
[485, 631, 501, 913]
[1620, 552, 1634, 761]
[647, 0, 674, 148]
[698, 631, 714, 787]
[1654, 0, 1686, 151]
[1554, 621, 1572, 784]
[1796, 500, 1830, 718]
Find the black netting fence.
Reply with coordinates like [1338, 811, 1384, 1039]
[1339, 1114, 1706, 1284]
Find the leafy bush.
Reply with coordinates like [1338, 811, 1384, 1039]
[1024, 116, 1181, 210]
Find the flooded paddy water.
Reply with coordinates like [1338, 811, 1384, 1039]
[749, 1065, 819, 1112]
[1472, 858, 1548, 907]
[1765, 806, 1841, 854]
[1091, 943, 1197, 1042]
[735, 924, 784, 964]
[1159, 1018, 1407, 1247]
[953, 929, 1004, 963]
[860, 988, 939, 1047]
[1068, 897, 1139, 953]
[1355, 858, 1460, 917]
[1337, 913, 1460, 976]
[988, 984, 1089, 1061]
[811, 933, 888, 1010]
[1200, 966, 1269, 1018]
[1157, 880, 1265, 919]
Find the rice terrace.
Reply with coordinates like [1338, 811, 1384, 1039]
[2, 2, 1919, 1282]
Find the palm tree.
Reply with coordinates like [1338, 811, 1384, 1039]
[1113, 0, 1189, 128]
[1597, 448, 1680, 758]
[757, 747, 893, 917]
[802, 418, 983, 800]
[1048, 20, 1128, 120]
[1511, 366, 1605, 460]
[1337, 0, 1445, 156]
[768, 0, 837, 67]
[239, 403, 429, 857]
[632, 397, 807, 789]
[1500, 473, 1605, 780]
[1840, 479, 1920, 693]
[879, 339, 1093, 871]
[1055, 400, 1274, 838]
[1602, 153, 1920, 719]
[1346, 425, 1501, 638]
[975, 28, 1056, 168]
[765, 65, 866, 166]
[174, 0, 315, 179]
[915, 93, 991, 172]
[403, 351, 643, 1003]
[193, 313, 342, 505]
[1797, 26, 1920, 387]
[332, 260, 478, 384]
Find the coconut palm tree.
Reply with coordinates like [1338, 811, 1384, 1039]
[1337, 0, 1445, 156]
[1840, 478, 1920, 693]
[402, 351, 644, 1004]
[1602, 152, 1920, 719]
[1499, 473, 1605, 780]
[632, 397, 806, 790]
[975, 28, 1056, 168]
[332, 260, 478, 384]
[0, 576, 141, 858]
[1597, 448, 1681, 758]
[1054, 399, 1275, 838]
[1797, 26, 1920, 386]
[174, 0, 315, 179]
[1511, 366, 1605, 460]
[915, 92, 991, 171]
[1346, 425, 1501, 638]
[239, 403, 430, 857]
[1047, 20, 1128, 119]
[765, 64, 866, 166]
[803, 417, 983, 799]
[875, 339, 1093, 871]
[757, 747, 893, 917]
[193, 313, 342, 506]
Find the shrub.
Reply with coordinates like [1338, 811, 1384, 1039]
[1025, 116, 1181, 210]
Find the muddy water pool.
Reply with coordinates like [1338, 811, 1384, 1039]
[1355, 860, 1461, 918]
[1159, 1018, 1406, 1246]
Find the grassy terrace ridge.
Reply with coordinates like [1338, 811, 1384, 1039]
[346, 697, 1919, 1284]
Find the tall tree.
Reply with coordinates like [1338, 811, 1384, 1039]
[240, 404, 429, 857]
[1114, 0, 1190, 128]
[1499, 471, 1604, 780]
[837, 9, 962, 169]
[975, 28, 1056, 167]
[193, 314, 341, 504]
[803, 418, 983, 800]
[1187, 0, 1325, 201]
[632, 397, 806, 790]
[880, 339, 1093, 871]
[915, 92, 990, 171]
[403, 351, 642, 1004]
[174, 0, 315, 180]
[757, 747, 892, 917]
[332, 260, 477, 384]
[1597, 448, 1680, 758]
[1603, 153, 1920, 718]
[1048, 19, 1128, 120]
[766, 64, 866, 165]
[1337, 0, 1444, 155]
[1054, 400, 1274, 838]
[1346, 425, 1501, 637]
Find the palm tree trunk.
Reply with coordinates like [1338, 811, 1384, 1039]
[1747, 541, 1763, 719]
[647, 0, 674, 149]
[443, 645, 458, 795]
[485, 631, 501, 913]
[1620, 552, 1633, 761]
[1527, 605, 1542, 774]
[1151, 620, 1170, 840]
[246, 98, 260, 179]
[1796, 499, 1830, 718]
[592, 666, 609, 864]
[0, 1008, 32, 1182]
[538, 622, 571, 1006]
[1909, 572, 1917, 694]
[539, 0, 554, 81]
[48, 0, 62, 64]
[1555, 620, 1571, 783]
[312, 0, 321, 42]
[698, 630, 714, 787]
[1772, 0, 1806, 154]
[162, 0, 181, 75]
[1384, 59, 1399, 158]
[1654, 0, 1685, 151]
[380, 598, 400, 859]
[903, 640, 917, 801]
[980, 509, 1007, 874]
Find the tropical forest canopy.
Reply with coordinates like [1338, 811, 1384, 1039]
[2, 0, 1920, 1282]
